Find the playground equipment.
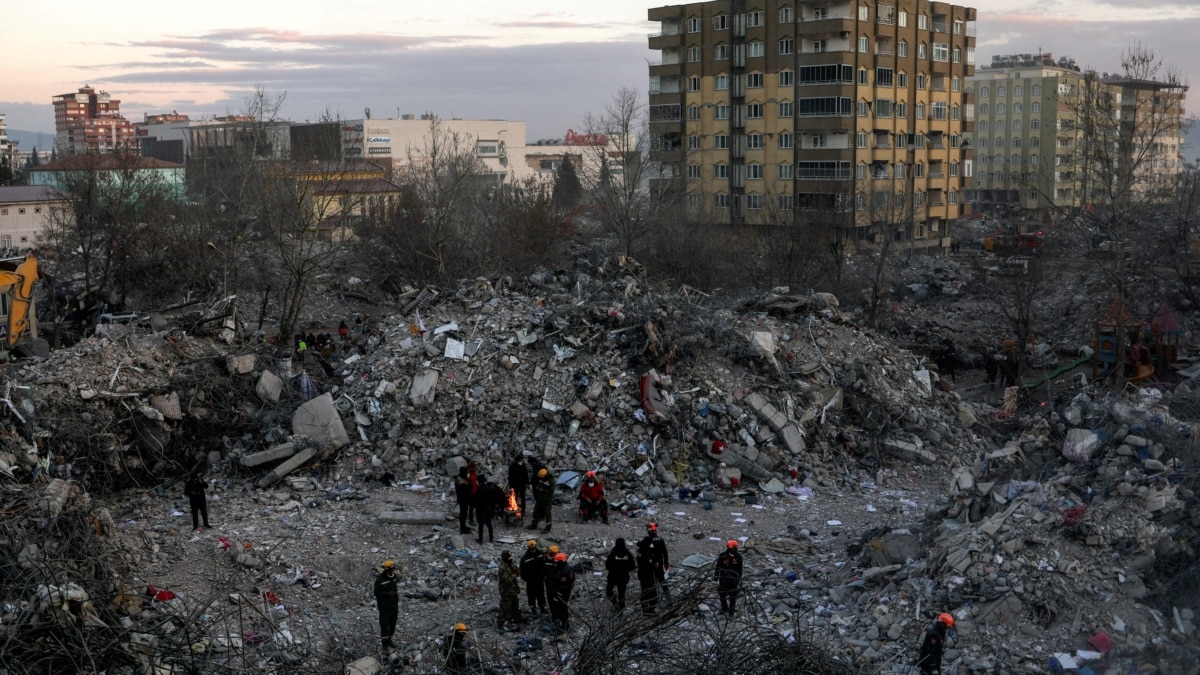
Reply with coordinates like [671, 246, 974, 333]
[1092, 301, 1155, 386]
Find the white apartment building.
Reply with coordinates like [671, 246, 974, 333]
[0, 186, 65, 252]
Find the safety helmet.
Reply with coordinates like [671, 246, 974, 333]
[586, 470, 596, 478]
[554, 552, 568, 562]
[727, 540, 738, 549]
[526, 539, 538, 548]
[647, 522, 658, 532]
[382, 560, 395, 568]
[548, 545, 559, 554]
[454, 622, 468, 632]
[937, 613, 955, 627]
[538, 468, 548, 478]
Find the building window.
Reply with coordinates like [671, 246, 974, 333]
[715, 194, 730, 208]
[747, 194, 764, 210]
[748, 41, 764, 58]
[688, 46, 700, 62]
[747, 11, 764, 27]
[859, 36, 869, 53]
[857, 132, 868, 148]
[688, 76, 701, 91]
[898, 10, 908, 26]
[952, 48, 961, 63]
[914, 162, 925, 177]
[687, 164, 701, 179]
[688, 135, 701, 150]
[898, 41, 908, 57]
[932, 43, 948, 62]
[997, 104, 1005, 114]
[715, 105, 730, 120]
[997, 86, 1006, 97]
[0, 209, 6, 215]
[1030, 137, 1040, 147]
[778, 70, 794, 87]
[980, 121, 989, 131]
[952, 77, 960, 91]
[811, 133, 828, 148]
[916, 103, 926, 119]
[979, 103, 989, 114]
[1032, 84, 1041, 96]
[1014, 86, 1023, 96]
[980, 87, 989, 98]
[747, 103, 764, 118]
[778, 101, 793, 118]
[778, 164, 794, 180]
[1031, 102, 1040, 113]
[747, 163, 764, 180]
[779, 133, 793, 149]
[951, 105, 959, 120]
[687, 105, 701, 120]
[876, 68, 894, 86]
[688, 17, 701, 32]
[778, 194, 794, 210]
[714, 14, 729, 30]
[747, 72, 764, 88]
[858, 69, 868, 85]
[1012, 154, 1020, 164]
[950, 162, 959, 176]
[858, 100, 869, 117]
[1012, 120, 1022, 130]
[715, 44, 730, 60]
[897, 102, 907, 118]
[916, 74, 926, 89]
[715, 75, 730, 90]
[996, 137, 1005, 147]
[978, 137, 988, 147]
[779, 37, 794, 55]
[1012, 138, 1021, 147]
[859, 5, 869, 20]
[0, 235, 9, 248]
[779, 6, 794, 23]
[874, 99, 894, 117]
[953, 19, 963, 34]
[715, 164, 729, 179]
[897, 72, 907, 88]
[714, 134, 729, 149]
[918, 43, 927, 59]
[918, 13, 928, 29]
[747, 134, 765, 149]
[18, 208, 25, 215]
[856, 163, 868, 179]
[1030, 154, 1038, 165]
[1030, 119, 1040, 130]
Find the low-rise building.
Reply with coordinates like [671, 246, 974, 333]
[28, 154, 187, 201]
[0, 186, 66, 252]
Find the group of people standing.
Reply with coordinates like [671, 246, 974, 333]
[453, 462, 508, 543]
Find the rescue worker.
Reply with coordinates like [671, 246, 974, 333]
[474, 474, 503, 544]
[529, 467, 555, 533]
[519, 539, 547, 616]
[498, 550, 521, 631]
[183, 473, 211, 531]
[577, 470, 609, 524]
[466, 461, 480, 524]
[540, 545, 560, 618]
[548, 551, 575, 631]
[714, 539, 744, 615]
[373, 560, 399, 650]
[604, 537, 636, 610]
[916, 613, 955, 674]
[638, 522, 671, 601]
[443, 622, 469, 674]
[636, 539, 659, 615]
[507, 453, 529, 520]
[454, 466, 473, 534]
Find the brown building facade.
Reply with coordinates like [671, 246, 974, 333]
[52, 86, 136, 156]
[648, 0, 976, 247]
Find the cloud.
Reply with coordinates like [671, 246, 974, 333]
[495, 20, 608, 29]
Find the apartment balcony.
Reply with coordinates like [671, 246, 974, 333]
[796, 169, 853, 181]
[649, 61, 683, 76]
[793, 114, 856, 131]
[796, 15, 855, 35]
[873, 138, 892, 149]
[932, 21, 948, 33]
[647, 6, 678, 21]
[648, 31, 682, 49]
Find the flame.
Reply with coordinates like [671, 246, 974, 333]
[506, 488, 520, 513]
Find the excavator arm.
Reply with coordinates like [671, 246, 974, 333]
[0, 253, 39, 348]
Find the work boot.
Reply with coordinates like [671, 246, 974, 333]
[528, 522, 539, 530]
[542, 523, 552, 533]
[602, 514, 609, 525]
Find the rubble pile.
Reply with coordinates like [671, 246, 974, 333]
[0, 257, 1196, 674]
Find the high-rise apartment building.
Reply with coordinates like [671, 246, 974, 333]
[52, 86, 136, 156]
[968, 53, 1186, 225]
[0, 114, 17, 178]
[647, 0, 976, 247]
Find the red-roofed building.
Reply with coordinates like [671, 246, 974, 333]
[53, 86, 136, 156]
[28, 154, 186, 201]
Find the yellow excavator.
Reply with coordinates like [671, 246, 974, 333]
[0, 252, 47, 358]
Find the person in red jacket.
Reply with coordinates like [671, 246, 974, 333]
[578, 471, 608, 524]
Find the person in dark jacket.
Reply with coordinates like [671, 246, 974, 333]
[183, 474, 211, 530]
[916, 613, 955, 674]
[507, 454, 529, 519]
[605, 538, 637, 610]
[454, 467, 472, 534]
[529, 467, 555, 533]
[548, 552, 575, 631]
[466, 461, 479, 523]
[498, 550, 521, 630]
[638, 522, 670, 600]
[519, 540, 546, 616]
[714, 540, 744, 615]
[373, 560, 399, 649]
[540, 545, 560, 616]
[636, 539, 659, 615]
[474, 475, 503, 544]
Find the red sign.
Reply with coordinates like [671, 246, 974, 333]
[564, 129, 608, 146]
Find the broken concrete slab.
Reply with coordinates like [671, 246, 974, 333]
[344, 657, 382, 675]
[225, 354, 256, 375]
[149, 392, 182, 420]
[409, 369, 439, 408]
[240, 443, 300, 468]
[745, 392, 789, 432]
[379, 511, 452, 525]
[257, 448, 317, 488]
[256, 370, 284, 403]
[881, 438, 936, 464]
[779, 425, 806, 455]
[292, 393, 350, 450]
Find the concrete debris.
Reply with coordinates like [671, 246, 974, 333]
[291, 392, 350, 450]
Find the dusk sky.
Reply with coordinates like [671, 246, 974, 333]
[2, 0, 1197, 141]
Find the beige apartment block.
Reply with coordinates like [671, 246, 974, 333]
[648, 0, 976, 248]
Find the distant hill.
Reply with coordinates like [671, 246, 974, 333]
[6, 129, 56, 152]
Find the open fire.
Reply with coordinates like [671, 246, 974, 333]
[505, 488, 522, 520]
